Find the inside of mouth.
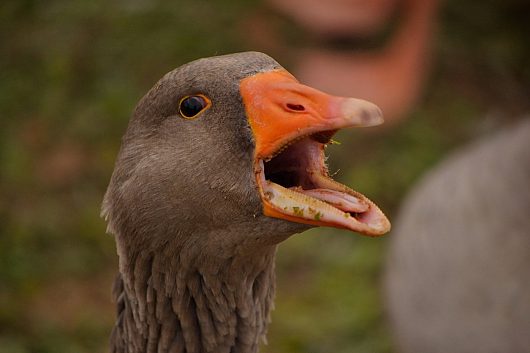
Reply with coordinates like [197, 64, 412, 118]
[264, 141, 317, 189]
[264, 132, 330, 189]
[263, 131, 369, 218]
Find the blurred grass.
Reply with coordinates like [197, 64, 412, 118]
[1, 0, 528, 352]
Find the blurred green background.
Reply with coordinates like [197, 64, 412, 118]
[1, 0, 528, 352]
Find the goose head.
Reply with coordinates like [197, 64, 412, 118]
[102, 51, 390, 258]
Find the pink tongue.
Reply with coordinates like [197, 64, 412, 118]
[294, 188, 369, 213]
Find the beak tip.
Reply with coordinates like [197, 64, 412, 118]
[364, 106, 384, 127]
[341, 98, 384, 127]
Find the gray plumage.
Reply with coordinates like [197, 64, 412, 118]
[102, 52, 310, 353]
[385, 119, 530, 353]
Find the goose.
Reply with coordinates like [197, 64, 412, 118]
[385, 119, 530, 352]
[102, 51, 390, 353]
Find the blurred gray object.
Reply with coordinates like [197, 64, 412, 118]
[385, 119, 530, 353]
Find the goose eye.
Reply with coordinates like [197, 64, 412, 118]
[179, 95, 210, 119]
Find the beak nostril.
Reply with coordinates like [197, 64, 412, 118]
[286, 103, 305, 112]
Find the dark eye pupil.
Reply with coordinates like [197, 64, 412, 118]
[180, 96, 207, 118]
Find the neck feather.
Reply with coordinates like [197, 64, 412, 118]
[110, 232, 278, 353]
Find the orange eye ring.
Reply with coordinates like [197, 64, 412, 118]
[178, 94, 211, 119]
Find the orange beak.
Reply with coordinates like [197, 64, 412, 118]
[240, 69, 390, 236]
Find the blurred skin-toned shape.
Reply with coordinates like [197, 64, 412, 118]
[267, 0, 439, 123]
[268, 0, 399, 36]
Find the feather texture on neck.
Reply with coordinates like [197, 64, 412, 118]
[110, 228, 279, 353]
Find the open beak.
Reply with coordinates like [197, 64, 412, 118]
[240, 69, 390, 236]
